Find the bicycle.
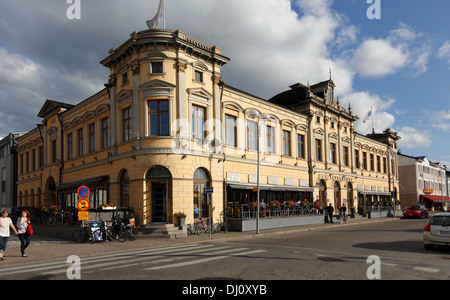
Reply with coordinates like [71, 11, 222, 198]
[72, 223, 93, 243]
[339, 211, 348, 224]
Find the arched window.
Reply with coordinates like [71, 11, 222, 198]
[193, 168, 210, 219]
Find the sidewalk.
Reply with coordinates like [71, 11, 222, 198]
[0, 215, 399, 268]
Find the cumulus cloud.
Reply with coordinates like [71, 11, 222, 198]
[431, 110, 450, 132]
[0, 0, 435, 141]
[397, 127, 432, 150]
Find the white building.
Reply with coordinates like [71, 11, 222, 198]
[398, 154, 449, 211]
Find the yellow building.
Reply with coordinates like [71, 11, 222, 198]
[16, 29, 400, 227]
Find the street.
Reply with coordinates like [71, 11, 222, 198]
[1, 218, 449, 281]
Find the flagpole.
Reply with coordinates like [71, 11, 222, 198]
[163, 0, 166, 29]
[371, 106, 374, 133]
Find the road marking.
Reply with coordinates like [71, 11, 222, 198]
[0, 243, 214, 276]
[144, 249, 266, 271]
[413, 267, 440, 273]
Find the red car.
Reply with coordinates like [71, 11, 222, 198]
[402, 205, 429, 219]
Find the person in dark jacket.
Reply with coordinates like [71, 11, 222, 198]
[325, 203, 334, 223]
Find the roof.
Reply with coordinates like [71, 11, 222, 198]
[37, 100, 74, 119]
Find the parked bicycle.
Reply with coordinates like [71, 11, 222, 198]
[72, 223, 93, 243]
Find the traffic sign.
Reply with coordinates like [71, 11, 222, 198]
[78, 211, 89, 221]
[77, 186, 90, 199]
[204, 187, 213, 194]
[77, 199, 90, 211]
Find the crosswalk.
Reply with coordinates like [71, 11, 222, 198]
[0, 243, 266, 278]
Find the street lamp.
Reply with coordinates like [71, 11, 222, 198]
[247, 109, 270, 234]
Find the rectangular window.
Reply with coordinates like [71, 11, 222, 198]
[383, 157, 387, 174]
[224, 115, 236, 147]
[102, 118, 109, 149]
[363, 152, 367, 170]
[315, 139, 322, 161]
[39, 146, 43, 168]
[370, 154, 374, 171]
[377, 155, 381, 173]
[297, 134, 305, 159]
[77, 129, 83, 156]
[52, 140, 57, 162]
[247, 121, 257, 151]
[151, 61, 163, 74]
[266, 126, 274, 153]
[149, 100, 169, 136]
[121, 72, 128, 85]
[330, 142, 336, 164]
[31, 149, 35, 171]
[123, 107, 132, 142]
[89, 124, 95, 153]
[67, 133, 73, 159]
[192, 106, 205, 140]
[343, 146, 349, 167]
[282, 130, 290, 156]
[195, 70, 203, 83]
[355, 150, 360, 169]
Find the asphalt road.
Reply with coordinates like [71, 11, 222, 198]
[1, 218, 449, 282]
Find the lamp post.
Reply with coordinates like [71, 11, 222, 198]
[247, 109, 270, 234]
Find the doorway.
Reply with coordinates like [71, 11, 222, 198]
[152, 182, 166, 223]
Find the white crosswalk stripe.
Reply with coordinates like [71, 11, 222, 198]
[0, 243, 266, 277]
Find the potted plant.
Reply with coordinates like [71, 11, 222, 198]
[174, 212, 187, 228]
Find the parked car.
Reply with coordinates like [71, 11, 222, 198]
[423, 212, 450, 250]
[402, 205, 429, 219]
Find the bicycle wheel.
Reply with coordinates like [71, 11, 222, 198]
[72, 229, 87, 243]
[126, 227, 138, 241]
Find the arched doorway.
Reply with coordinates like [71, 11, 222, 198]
[347, 183, 354, 208]
[146, 166, 172, 223]
[318, 180, 327, 209]
[334, 182, 341, 208]
[193, 168, 211, 220]
[119, 170, 130, 208]
[43, 176, 57, 206]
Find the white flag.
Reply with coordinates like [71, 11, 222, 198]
[363, 107, 373, 123]
[147, 0, 165, 29]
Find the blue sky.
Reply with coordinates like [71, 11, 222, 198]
[0, 0, 449, 165]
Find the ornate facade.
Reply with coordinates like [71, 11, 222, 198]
[15, 29, 400, 226]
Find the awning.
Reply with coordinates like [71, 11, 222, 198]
[227, 183, 314, 192]
[56, 176, 110, 191]
[421, 195, 450, 202]
[358, 191, 391, 196]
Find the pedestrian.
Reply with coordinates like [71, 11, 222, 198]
[16, 210, 32, 257]
[326, 203, 334, 223]
[0, 209, 19, 261]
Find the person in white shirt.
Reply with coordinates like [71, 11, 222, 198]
[0, 209, 19, 260]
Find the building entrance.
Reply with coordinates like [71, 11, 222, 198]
[152, 182, 166, 223]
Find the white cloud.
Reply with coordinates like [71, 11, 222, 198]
[341, 91, 395, 134]
[350, 39, 408, 78]
[397, 126, 432, 150]
[438, 41, 450, 66]
[431, 110, 450, 132]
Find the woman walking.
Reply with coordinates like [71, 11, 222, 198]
[0, 209, 18, 260]
[16, 210, 32, 257]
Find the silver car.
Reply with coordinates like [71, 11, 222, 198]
[423, 212, 450, 250]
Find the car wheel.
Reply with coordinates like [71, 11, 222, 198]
[424, 244, 433, 250]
